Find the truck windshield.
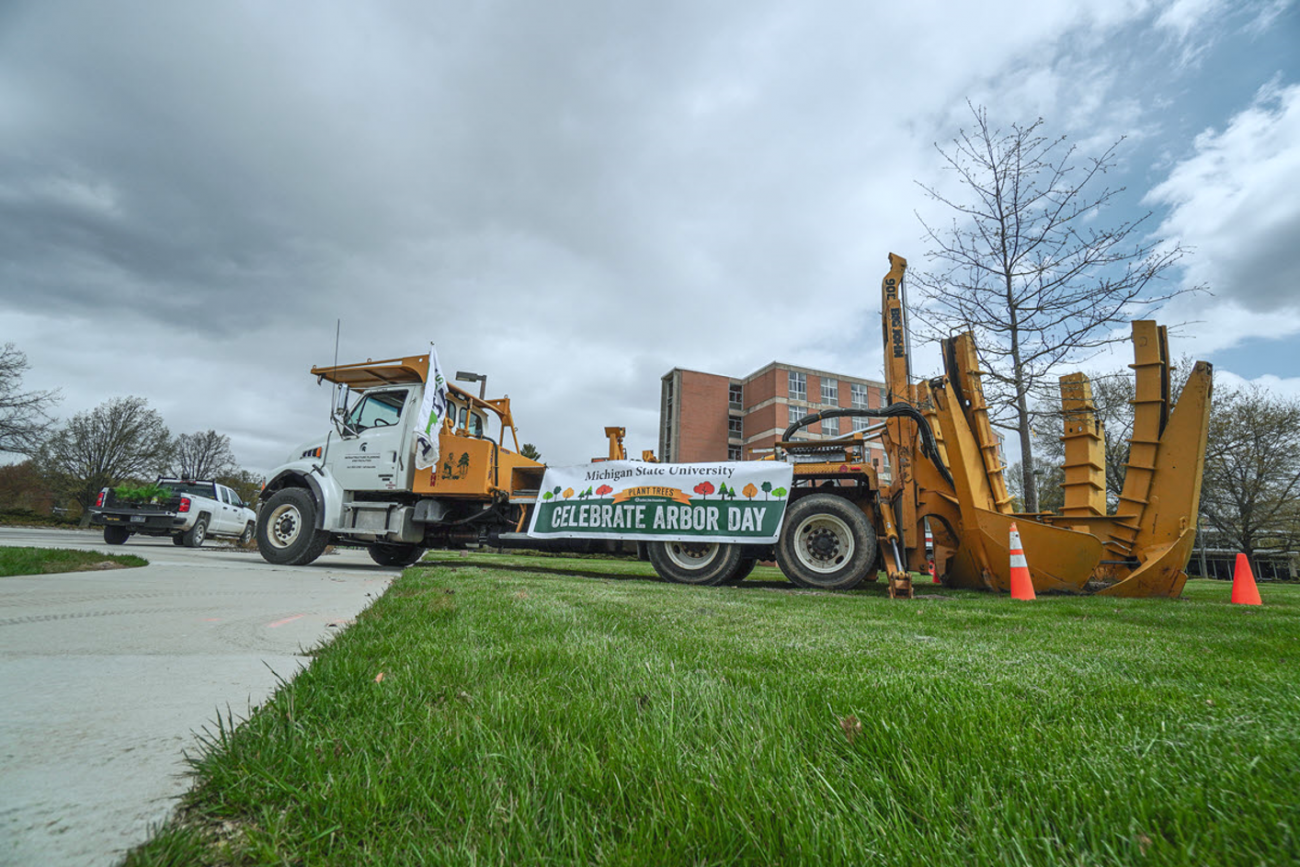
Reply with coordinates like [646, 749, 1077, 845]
[346, 389, 409, 432]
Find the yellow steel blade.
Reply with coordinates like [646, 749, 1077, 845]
[1059, 373, 1107, 520]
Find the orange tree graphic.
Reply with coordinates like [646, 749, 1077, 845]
[743, 482, 758, 499]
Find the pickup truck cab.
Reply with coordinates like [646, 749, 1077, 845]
[90, 478, 257, 548]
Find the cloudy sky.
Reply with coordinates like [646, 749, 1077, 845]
[2, 0, 1297, 473]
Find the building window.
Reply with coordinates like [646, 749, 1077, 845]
[880, 386, 889, 406]
[821, 380, 838, 404]
[728, 417, 742, 436]
[822, 416, 838, 437]
[789, 404, 803, 426]
[729, 383, 743, 409]
[788, 370, 806, 402]
[852, 416, 870, 432]
[850, 383, 869, 409]
[728, 445, 742, 461]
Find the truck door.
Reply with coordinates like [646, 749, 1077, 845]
[215, 485, 244, 534]
[331, 388, 414, 493]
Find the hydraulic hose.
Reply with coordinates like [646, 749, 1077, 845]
[781, 404, 956, 489]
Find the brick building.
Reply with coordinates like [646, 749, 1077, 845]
[658, 363, 891, 476]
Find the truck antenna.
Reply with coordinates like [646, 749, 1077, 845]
[320, 319, 342, 467]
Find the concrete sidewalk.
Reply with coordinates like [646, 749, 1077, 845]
[0, 529, 397, 867]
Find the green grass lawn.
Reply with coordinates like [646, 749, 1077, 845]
[0, 545, 146, 576]
[128, 553, 1299, 866]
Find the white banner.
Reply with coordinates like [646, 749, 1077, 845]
[526, 461, 794, 543]
[413, 347, 448, 471]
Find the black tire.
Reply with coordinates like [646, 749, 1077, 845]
[775, 493, 877, 590]
[172, 534, 185, 546]
[368, 543, 426, 567]
[238, 522, 255, 546]
[647, 540, 743, 586]
[103, 526, 130, 545]
[257, 488, 329, 566]
[182, 517, 208, 548]
[726, 557, 759, 585]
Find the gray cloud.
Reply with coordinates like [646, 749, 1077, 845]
[1, 0, 1297, 470]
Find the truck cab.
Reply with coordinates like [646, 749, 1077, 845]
[257, 354, 544, 567]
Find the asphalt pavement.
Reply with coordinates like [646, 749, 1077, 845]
[0, 527, 399, 867]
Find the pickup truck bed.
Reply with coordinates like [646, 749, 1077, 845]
[90, 479, 257, 548]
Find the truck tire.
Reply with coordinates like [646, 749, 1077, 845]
[182, 517, 208, 548]
[238, 522, 255, 546]
[647, 540, 744, 586]
[103, 526, 130, 545]
[775, 493, 876, 590]
[368, 543, 426, 567]
[726, 557, 758, 585]
[257, 488, 330, 566]
[172, 534, 185, 546]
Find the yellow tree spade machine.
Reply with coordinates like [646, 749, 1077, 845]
[257, 253, 1210, 598]
[778, 253, 1213, 598]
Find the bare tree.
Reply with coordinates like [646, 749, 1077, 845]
[171, 429, 239, 480]
[913, 102, 1198, 511]
[0, 343, 61, 456]
[1200, 385, 1300, 570]
[35, 396, 175, 524]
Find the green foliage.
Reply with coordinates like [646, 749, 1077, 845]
[125, 557, 1300, 866]
[113, 482, 174, 503]
[519, 443, 542, 461]
[0, 546, 146, 576]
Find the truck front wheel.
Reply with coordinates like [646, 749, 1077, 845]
[257, 488, 329, 566]
[647, 540, 744, 586]
[775, 493, 876, 591]
[103, 526, 130, 545]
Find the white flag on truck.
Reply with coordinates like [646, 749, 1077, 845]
[413, 347, 449, 471]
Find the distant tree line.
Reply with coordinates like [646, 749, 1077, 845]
[0, 343, 263, 524]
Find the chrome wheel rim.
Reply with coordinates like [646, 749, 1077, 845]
[266, 504, 303, 549]
[792, 513, 853, 574]
[665, 541, 719, 571]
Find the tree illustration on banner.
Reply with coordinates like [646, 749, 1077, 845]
[772, 486, 788, 499]
[761, 481, 772, 499]
[542, 490, 554, 503]
[563, 487, 574, 499]
[596, 484, 613, 497]
[743, 482, 758, 499]
[693, 481, 715, 498]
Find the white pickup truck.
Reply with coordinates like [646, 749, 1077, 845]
[90, 478, 257, 548]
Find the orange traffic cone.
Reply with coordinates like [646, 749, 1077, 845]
[1231, 553, 1262, 605]
[1008, 522, 1035, 600]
